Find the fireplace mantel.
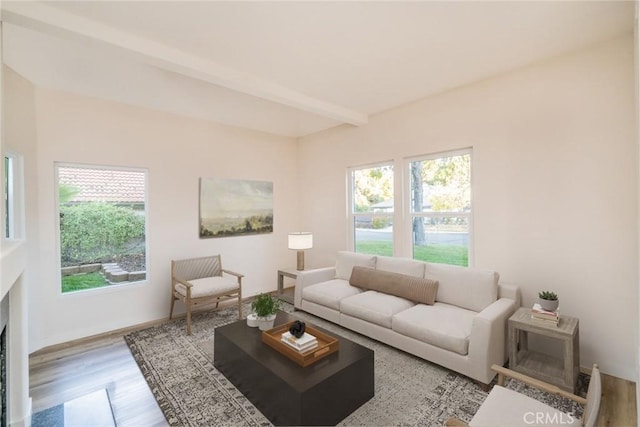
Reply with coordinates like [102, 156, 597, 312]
[1, 240, 26, 301]
[1, 239, 30, 426]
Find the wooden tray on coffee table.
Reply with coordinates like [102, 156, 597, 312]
[262, 321, 339, 367]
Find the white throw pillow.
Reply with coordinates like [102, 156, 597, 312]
[425, 262, 498, 312]
[335, 251, 377, 280]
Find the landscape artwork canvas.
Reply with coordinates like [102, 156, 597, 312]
[199, 178, 273, 238]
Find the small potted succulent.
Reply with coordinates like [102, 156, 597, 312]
[251, 293, 282, 330]
[538, 291, 559, 312]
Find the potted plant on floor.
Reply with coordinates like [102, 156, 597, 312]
[251, 293, 282, 330]
[538, 291, 559, 312]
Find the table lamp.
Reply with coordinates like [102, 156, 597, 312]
[288, 232, 313, 271]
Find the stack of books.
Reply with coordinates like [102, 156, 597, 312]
[281, 331, 318, 353]
[531, 303, 559, 327]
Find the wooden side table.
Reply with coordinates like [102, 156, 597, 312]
[508, 307, 580, 392]
[277, 268, 298, 304]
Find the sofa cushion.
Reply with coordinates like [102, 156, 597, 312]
[335, 251, 377, 280]
[425, 262, 498, 312]
[301, 279, 362, 311]
[340, 291, 415, 329]
[392, 303, 475, 355]
[350, 266, 438, 305]
[376, 256, 425, 277]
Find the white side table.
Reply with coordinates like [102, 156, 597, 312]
[277, 268, 298, 304]
[508, 307, 580, 392]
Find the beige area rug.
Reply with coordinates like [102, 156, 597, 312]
[124, 302, 588, 426]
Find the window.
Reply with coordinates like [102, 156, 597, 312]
[408, 150, 471, 266]
[57, 164, 147, 293]
[3, 153, 22, 240]
[349, 163, 394, 256]
[347, 150, 472, 266]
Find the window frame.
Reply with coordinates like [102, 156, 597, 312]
[347, 161, 395, 255]
[55, 162, 149, 294]
[3, 152, 24, 240]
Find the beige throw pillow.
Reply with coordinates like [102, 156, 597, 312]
[349, 266, 438, 305]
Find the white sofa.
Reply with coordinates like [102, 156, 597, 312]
[294, 251, 521, 385]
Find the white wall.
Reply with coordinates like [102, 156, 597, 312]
[299, 36, 638, 381]
[4, 68, 300, 351]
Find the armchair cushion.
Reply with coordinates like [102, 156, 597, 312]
[175, 276, 239, 298]
[469, 385, 579, 426]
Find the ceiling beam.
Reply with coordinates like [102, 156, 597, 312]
[1, 2, 368, 126]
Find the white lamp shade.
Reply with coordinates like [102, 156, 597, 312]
[288, 232, 313, 250]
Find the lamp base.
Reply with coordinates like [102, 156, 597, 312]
[296, 251, 305, 271]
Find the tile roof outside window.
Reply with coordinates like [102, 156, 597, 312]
[58, 167, 145, 203]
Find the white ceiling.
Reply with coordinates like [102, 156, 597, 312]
[1, 1, 635, 138]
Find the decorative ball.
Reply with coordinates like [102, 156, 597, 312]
[289, 320, 306, 338]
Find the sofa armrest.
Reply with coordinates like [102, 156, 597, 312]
[498, 282, 521, 307]
[468, 297, 518, 384]
[294, 267, 336, 308]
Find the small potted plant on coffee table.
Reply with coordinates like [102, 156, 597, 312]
[251, 293, 282, 331]
[538, 291, 559, 312]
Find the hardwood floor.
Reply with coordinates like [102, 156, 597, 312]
[29, 336, 166, 427]
[599, 371, 637, 427]
[29, 326, 637, 427]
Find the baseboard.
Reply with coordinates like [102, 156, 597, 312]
[10, 397, 31, 427]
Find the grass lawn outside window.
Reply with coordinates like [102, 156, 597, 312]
[61, 272, 109, 293]
[355, 240, 468, 266]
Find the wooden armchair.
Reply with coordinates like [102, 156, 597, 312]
[445, 363, 601, 427]
[170, 255, 243, 335]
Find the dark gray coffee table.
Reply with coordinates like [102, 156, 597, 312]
[214, 311, 374, 426]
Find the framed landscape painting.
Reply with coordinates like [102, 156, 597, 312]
[199, 178, 273, 238]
